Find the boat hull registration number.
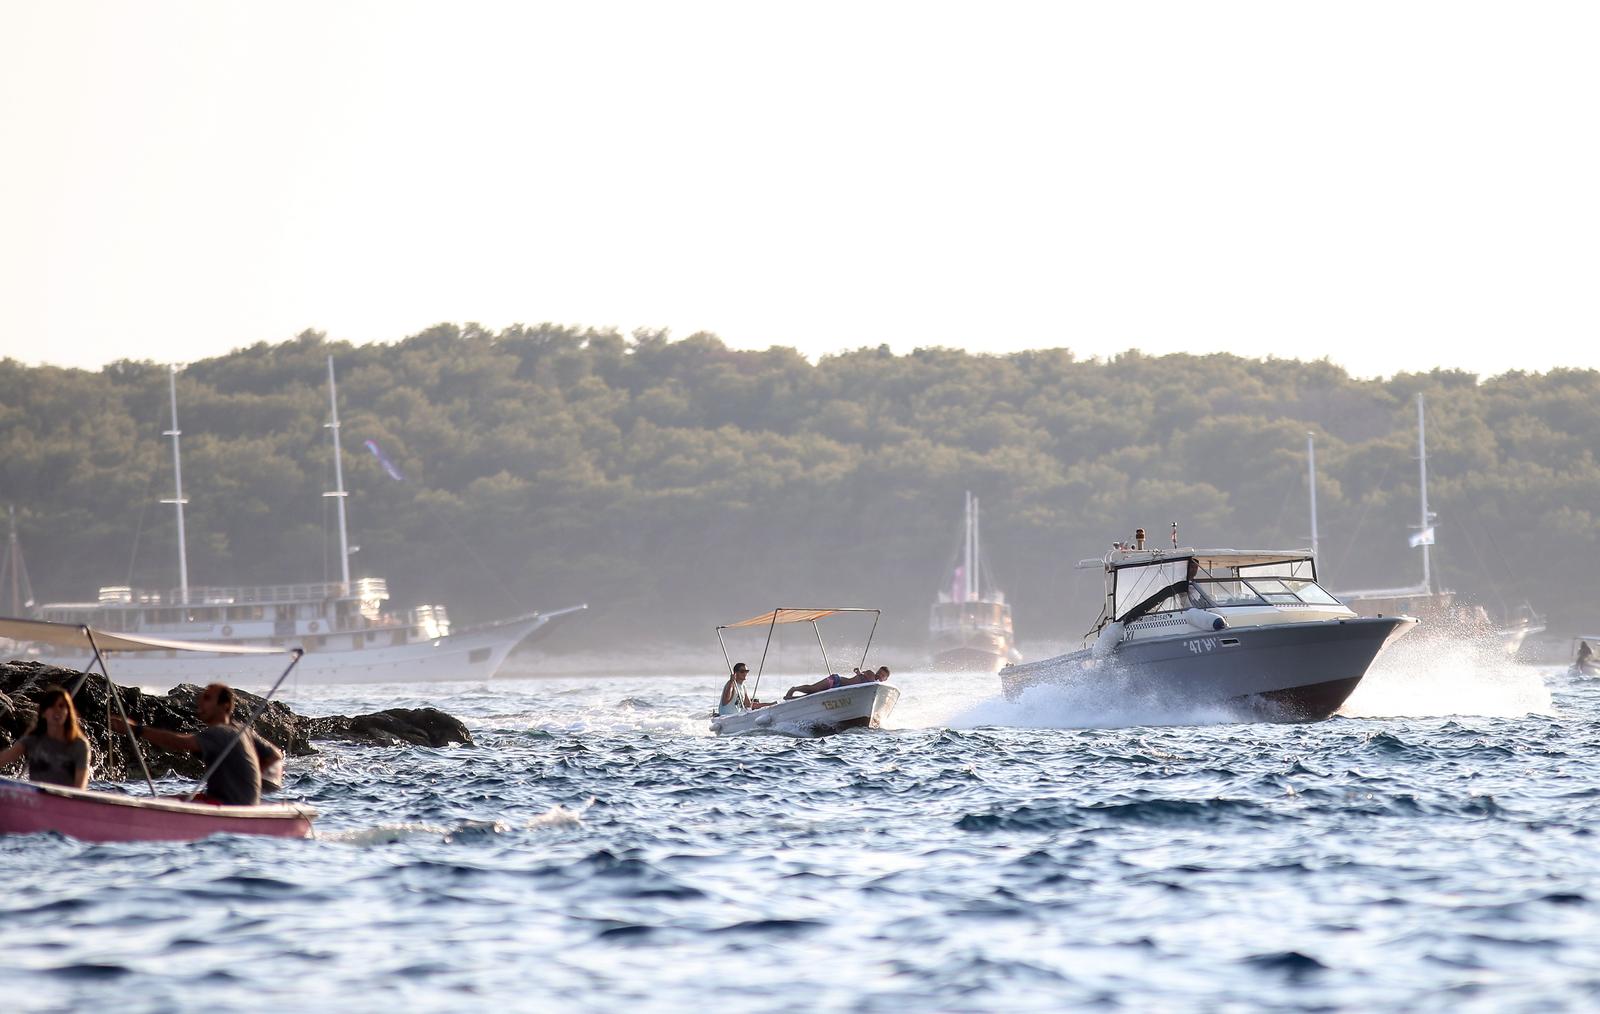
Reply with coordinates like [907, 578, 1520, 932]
[821, 696, 853, 711]
[1185, 637, 1218, 654]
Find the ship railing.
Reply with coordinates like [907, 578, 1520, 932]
[99, 578, 391, 606]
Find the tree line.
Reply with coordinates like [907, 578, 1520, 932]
[2, 324, 1596, 649]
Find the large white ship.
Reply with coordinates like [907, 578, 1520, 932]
[17, 358, 583, 689]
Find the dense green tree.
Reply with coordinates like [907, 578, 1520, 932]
[2, 328, 1597, 648]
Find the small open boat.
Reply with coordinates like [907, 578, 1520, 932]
[710, 683, 900, 737]
[0, 615, 317, 841]
[711, 607, 899, 738]
[0, 776, 314, 842]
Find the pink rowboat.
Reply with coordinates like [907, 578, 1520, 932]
[0, 776, 315, 843]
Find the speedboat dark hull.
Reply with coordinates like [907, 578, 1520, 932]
[1000, 616, 1415, 723]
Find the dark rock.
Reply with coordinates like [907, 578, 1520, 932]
[301, 707, 473, 748]
[1, 662, 472, 784]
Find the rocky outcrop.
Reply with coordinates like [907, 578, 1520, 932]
[0, 660, 473, 783]
[301, 708, 473, 748]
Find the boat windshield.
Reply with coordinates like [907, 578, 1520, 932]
[1190, 573, 1341, 609]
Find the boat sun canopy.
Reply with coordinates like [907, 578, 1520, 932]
[0, 616, 287, 655]
[719, 608, 878, 630]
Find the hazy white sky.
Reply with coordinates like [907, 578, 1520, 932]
[2, 1, 1596, 379]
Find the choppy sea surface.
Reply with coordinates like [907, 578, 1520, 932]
[5, 640, 1600, 1012]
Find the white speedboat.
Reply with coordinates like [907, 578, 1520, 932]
[1001, 531, 1416, 722]
[710, 607, 899, 738]
[14, 360, 584, 689]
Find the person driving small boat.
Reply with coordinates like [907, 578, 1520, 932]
[784, 666, 890, 700]
[0, 687, 92, 789]
[718, 663, 771, 715]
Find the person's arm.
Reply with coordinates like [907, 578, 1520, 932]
[0, 739, 25, 769]
[720, 680, 735, 707]
[251, 731, 283, 770]
[68, 740, 90, 789]
[108, 716, 200, 753]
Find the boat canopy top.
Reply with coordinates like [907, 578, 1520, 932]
[719, 607, 879, 630]
[0, 615, 288, 655]
[1105, 548, 1313, 572]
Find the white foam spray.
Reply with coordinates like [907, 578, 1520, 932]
[1339, 631, 1553, 718]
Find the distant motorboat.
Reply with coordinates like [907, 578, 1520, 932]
[929, 492, 1019, 673]
[1001, 531, 1415, 722]
[711, 607, 898, 738]
[1571, 637, 1600, 677]
[16, 359, 583, 689]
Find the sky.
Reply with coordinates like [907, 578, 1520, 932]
[2, 1, 1597, 380]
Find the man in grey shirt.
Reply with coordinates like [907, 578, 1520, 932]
[112, 683, 262, 805]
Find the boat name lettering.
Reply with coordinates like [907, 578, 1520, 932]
[821, 697, 852, 710]
[1185, 637, 1218, 654]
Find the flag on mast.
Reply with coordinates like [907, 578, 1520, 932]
[364, 440, 405, 482]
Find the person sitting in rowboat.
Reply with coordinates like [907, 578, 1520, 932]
[783, 666, 891, 699]
[110, 683, 270, 806]
[0, 687, 92, 789]
[718, 663, 771, 715]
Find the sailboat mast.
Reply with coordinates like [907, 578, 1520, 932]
[1416, 393, 1431, 595]
[962, 491, 974, 601]
[1307, 432, 1319, 563]
[325, 356, 352, 589]
[972, 495, 982, 599]
[161, 365, 190, 605]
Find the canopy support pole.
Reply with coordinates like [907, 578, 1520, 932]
[857, 611, 880, 672]
[715, 627, 733, 679]
[70, 626, 158, 796]
[810, 620, 832, 675]
[185, 648, 304, 803]
[751, 612, 779, 701]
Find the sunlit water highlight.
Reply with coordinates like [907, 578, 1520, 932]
[3, 658, 1597, 1011]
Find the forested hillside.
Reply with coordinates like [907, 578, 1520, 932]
[2, 325, 1597, 648]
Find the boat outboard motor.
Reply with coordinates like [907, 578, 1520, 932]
[1091, 621, 1126, 659]
[1184, 608, 1227, 632]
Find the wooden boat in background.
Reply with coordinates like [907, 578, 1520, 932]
[929, 492, 1019, 673]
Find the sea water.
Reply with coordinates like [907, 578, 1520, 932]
[2, 655, 1597, 1012]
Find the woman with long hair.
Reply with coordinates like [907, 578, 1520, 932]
[0, 686, 92, 788]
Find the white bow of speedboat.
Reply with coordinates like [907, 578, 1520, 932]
[710, 683, 899, 738]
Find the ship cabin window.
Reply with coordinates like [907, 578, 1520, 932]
[225, 606, 264, 621]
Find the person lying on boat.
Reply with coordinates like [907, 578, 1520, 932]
[783, 666, 891, 700]
[0, 686, 92, 789]
[718, 663, 772, 715]
[110, 683, 268, 806]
